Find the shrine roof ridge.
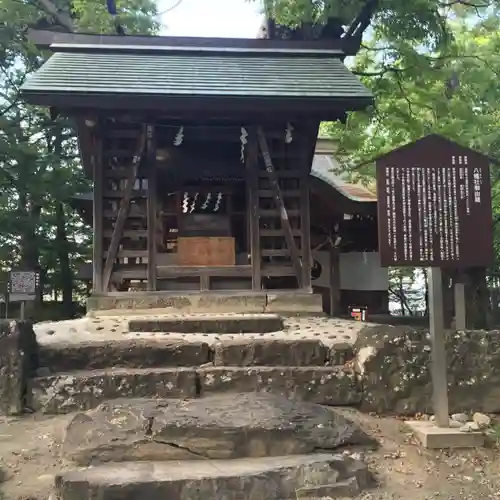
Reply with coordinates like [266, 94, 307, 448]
[353, 134, 500, 171]
[28, 29, 355, 57]
[373, 134, 500, 165]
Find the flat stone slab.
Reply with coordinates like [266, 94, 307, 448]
[55, 454, 370, 500]
[197, 366, 362, 405]
[30, 362, 361, 415]
[34, 316, 366, 349]
[265, 292, 323, 314]
[213, 338, 329, 366]
[62, 393, 371, 465]
[38, 339, 211, 373]
[30, 367, 197, 414]
[405, 420, 485, 449]
[128, 313, 284, 334]
[36, 337, 351, 373]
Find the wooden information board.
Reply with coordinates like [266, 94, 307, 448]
[177, 237, 235, 266]
[376, 135, 493, 268]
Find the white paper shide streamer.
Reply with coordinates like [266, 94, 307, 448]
[214, 192, 223, 212]
[201, 192, 212, 210]
[174, 126, 184, 146]
[182, 192, 189, 213]
[240, 127, 248, 163]
[189, 192, 199, 213]
[285, 122, 294, 144]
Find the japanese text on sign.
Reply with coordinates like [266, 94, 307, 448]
[377, 145, 492, 268]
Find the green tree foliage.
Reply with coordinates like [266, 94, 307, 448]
[256, 0, 500, 325]
[0, 0, 158, 317]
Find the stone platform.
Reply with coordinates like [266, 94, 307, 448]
[87, 290, 324, 315]
[31, 314, 367, 414]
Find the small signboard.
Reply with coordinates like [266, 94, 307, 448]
[376, 135, 493, 268]
[8, 269, 40, 302]
[349, 305, 367, 322]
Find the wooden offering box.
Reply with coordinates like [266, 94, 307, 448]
[177, 237, 235, 266]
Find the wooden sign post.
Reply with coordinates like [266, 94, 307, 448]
[8, 269, 40, 319]
[375, 134, 494, 429]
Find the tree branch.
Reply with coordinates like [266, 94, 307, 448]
[345, 0, 380, 38]
[35, 0, 74, 32]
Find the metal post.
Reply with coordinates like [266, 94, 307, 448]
[428, 267, 449, 427]
[454, 281, 466, 331]
[20, 301, 25, 320]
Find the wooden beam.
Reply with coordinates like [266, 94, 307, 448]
[300, 132, 313, 293]
[329, 245, 341, 316]
[92, 133, 104, 292]
[300, 181, 312, 292]
[102, 128, 147, 291]
[146, 124, 157, 291]
[257, 127, 302, 285]
[246, 129, 261, 291]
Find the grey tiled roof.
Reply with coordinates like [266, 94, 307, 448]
[22, 50, 372, 100]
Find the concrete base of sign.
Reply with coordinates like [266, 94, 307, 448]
[405, 420, 484, 449]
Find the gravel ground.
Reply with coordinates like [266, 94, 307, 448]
[337, 408, 500, 500]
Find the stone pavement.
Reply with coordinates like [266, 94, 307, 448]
[34, 314, 369, 349]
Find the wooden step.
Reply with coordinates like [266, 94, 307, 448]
[261, 264, 296, 276]
[106, 169, 148, 179]
[260, 229, 301, 237]
[103, 229, 148, 238]
[104, 209, 146, 219]
[104, 249, 148, 258]
[258, 190, 300, 198]
[111, 266, 147, 280]
[259, 209, 300, 217]
[259, 169, 301, 178]
[261, 248, 301, 257]
[157, 265, 252, 278]
[103, 190, 147, 198]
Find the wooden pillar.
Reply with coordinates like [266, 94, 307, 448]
[246, 129, 261, 290]
[92, 134, 104, 293]
[300, 173, 312, 293]
[329, 245, 341, 316]
[146, 125, 157, 291]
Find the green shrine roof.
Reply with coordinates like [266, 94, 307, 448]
[21, 36, 373, 115]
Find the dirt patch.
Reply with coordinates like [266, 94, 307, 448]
[0, 409, 499, 500]
[337, 409, 500, 500]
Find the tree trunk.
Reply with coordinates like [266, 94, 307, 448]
[465, 267, 490, 329]
[53, 126, 73, 317]
[18, 188, 43, 317]
[55, 201, 73, 316]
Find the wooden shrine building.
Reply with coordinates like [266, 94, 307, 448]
[21, 29, 374, 306]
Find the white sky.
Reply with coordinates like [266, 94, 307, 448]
[158, 0, 264, 37]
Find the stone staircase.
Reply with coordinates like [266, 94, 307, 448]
[25, 313, 372, 499]
[32, 313, 362, 415]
